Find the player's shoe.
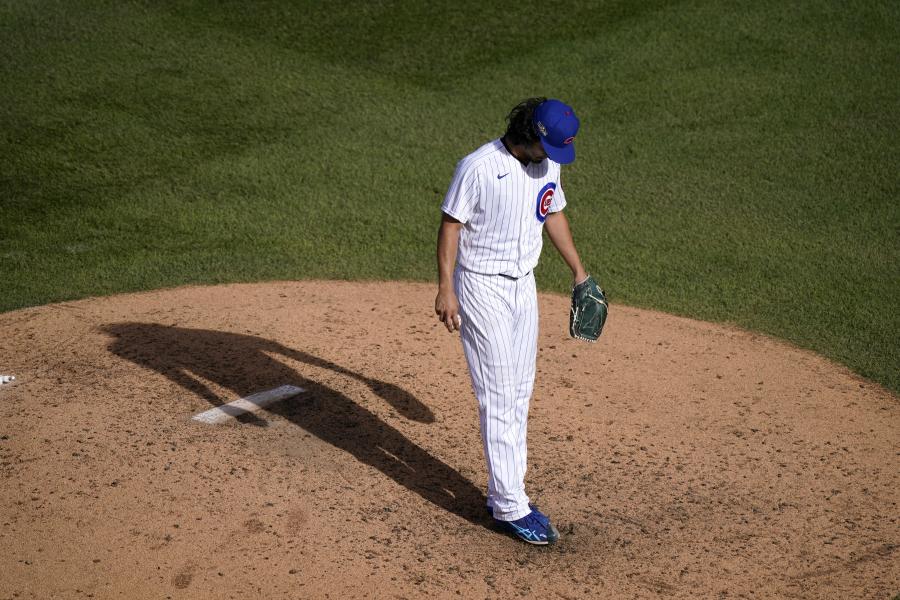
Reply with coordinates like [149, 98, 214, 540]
[491, 507, 560, 545]
[487, 503, 527, 517]
[486, 503, 547, 523]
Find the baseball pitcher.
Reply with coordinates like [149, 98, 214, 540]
[435, 97, 607, 545]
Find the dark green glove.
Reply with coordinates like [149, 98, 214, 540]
[569, 275, 608, 342]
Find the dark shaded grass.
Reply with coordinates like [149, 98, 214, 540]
[1, 1, 898, 391]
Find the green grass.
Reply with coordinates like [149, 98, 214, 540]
[1, 1, 898, 392]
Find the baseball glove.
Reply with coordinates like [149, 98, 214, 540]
[569, 275, 608, 342]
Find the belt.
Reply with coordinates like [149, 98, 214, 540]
[457, 266, 532, 280]
[498, 271, 532, 280]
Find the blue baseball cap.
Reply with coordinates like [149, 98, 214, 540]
[533, 99, 580, 164]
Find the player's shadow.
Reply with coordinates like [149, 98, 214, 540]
[100, 322, 488, 528]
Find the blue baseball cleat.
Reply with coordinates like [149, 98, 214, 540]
[490, 505, 560, 545]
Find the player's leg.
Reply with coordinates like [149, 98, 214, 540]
[454, 269, 531, 522]
[501, 272, 560, 544]
[511, 272, 539, 493]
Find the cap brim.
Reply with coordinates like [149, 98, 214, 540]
[540, 138, 576, 164]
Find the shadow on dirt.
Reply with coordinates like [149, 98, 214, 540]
[100, 322, 489, 528]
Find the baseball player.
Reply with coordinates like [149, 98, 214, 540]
[435, 97, 591, 545]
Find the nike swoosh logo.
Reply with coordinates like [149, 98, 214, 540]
[497, 173, 509, 179]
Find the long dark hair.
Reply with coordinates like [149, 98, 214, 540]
[504, 97, 547, 145]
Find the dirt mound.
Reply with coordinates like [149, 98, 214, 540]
[0, 281, 896, 599]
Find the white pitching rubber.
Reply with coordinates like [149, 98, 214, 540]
[192, 384, 305, 425]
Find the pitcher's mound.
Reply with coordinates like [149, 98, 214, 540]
[0, 281, 896, 599]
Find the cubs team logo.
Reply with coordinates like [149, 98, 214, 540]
[535, 182, 556, 223]
[564, 136, 575, 145]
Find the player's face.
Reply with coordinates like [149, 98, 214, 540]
[525, 140, 547, 163]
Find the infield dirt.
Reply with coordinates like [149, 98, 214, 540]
[0, 281, 897, 599]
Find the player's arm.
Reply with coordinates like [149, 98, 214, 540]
[544, 211, 589, 284]
[435, 212, 463, 332]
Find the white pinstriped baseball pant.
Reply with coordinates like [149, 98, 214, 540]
[454, 267, 538, 522]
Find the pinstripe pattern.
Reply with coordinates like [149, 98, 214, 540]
[442, 140, 566, 278]
[455, 268, 538, 521]
[441, 139, 568, 522]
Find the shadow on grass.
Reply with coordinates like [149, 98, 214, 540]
[100, 322, 489, 528]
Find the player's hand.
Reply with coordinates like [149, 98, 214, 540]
[435, 288, 462, 333]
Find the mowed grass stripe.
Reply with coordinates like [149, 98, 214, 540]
[1, 1, 898, 392]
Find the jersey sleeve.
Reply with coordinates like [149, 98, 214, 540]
[549, 173, 567, 213]
[440, 160, 480, 223]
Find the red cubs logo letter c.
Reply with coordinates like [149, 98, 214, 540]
[535, 182, 557, 223]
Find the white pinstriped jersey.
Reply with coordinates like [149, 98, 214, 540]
[441, 139, 567, 279]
